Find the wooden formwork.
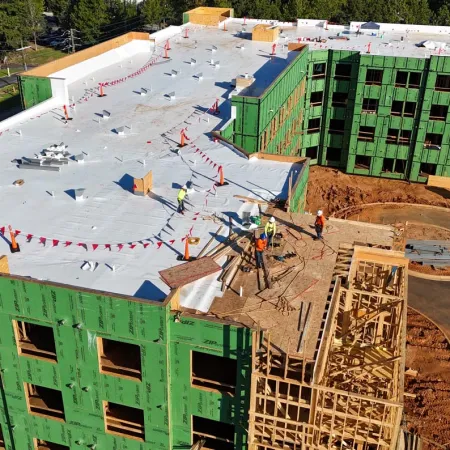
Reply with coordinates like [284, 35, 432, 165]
[185, 7, 232, 26]
[252, 25, 280, 42]
[248, 246, 408, 450]
[133, 170, 153, 196]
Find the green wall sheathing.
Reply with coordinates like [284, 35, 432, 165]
[0, 276, 252, 450]
[289, 160, 310, 213]
[17, 76, 52, 109]
[232, 50, 308, 155]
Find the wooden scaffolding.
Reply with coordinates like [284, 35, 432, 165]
[248, 246, 408, 450]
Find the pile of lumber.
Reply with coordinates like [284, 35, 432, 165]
[405, 240, 450, 268]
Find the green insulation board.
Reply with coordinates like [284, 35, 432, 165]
[17, 76, 52, 109]
[0, 275, 252, 450]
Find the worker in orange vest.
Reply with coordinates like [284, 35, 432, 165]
[314, 210, 325, 240]
[255, 233, 267, 268]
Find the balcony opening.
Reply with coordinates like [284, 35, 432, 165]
[357, 126, 375, 142]
[409, 72, 421, 88]
[386, 128, 399, 144]
[326, 147, 341, 162]
[192, 416, 234, 450]
[430, 104, 448, 121]
[404, 102, 416, 117]
[355, 155, 371, 170]
[13, 320, 57, 363]
[104, 401, 145, 441]
[98, 337, 141, 381]
[305, 146, 318, 159]
[310, 91, 323, 106]
[395, 71, 408, 87]
[332, 92, 348, 106]
[25, 383, 65, 422]
[420, 163, 437, 176]
[192, 351, 237, 395]
[362, 98, 378, 113]
[329, 119, 345, 135]
[424, 133, 443, 148]
[435, 74, 450, 92]
[399, 130, 411, 145]
[312, 63, 326, 78]
[35, 439, 69, 450]
[307, 118, 321, 134]
[335, 63, 352, 79]
[391, 101, 403, 116]
[365, 69, 383, 85]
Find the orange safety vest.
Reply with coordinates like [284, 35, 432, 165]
[255, 238, 266, 252]
[315, 215, 325, 228]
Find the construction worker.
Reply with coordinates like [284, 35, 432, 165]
[265, 216, 277, 245]
[255, 233, 267, 268]
[177, 185, 188, 214]
[314, 210, 325, 240]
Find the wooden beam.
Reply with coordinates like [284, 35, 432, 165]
[233, 195, 268, 205]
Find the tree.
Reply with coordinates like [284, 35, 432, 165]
[0, 0, 30, 49]
[25, 0, 45, 50]
[44, 0, 71, 28]
[71, 0, 108, 45]
[142, 0, 163, 24]
[434, 3, 450, 24]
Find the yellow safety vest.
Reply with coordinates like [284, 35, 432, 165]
[265, 222, 276, 235]
[177, 189, 186, 201]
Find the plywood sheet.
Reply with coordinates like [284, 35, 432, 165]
[0, 256, 9, 274]
[427, 175, 450, 189]
[159, 257, 221, 289]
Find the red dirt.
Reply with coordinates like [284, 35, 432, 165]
[306, 166, 450, 216]
[405, 309, 450, 448]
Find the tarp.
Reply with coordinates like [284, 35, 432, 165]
[419, 40, 447, 50]
[360, 21, 380, 30]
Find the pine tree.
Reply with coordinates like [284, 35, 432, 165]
[71, 0, 108, 45]
[24, 0, 45, 50]
[434, 4, 450, 24]
[142, 0, 163, 25]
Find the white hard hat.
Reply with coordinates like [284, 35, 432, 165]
[269, 217, 276, 223]
[182, 185, 187, 189]
[317, 210, 323, 216]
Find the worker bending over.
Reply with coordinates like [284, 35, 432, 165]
[177, 185, 188, 214]
[314, 210, 325, 240]
[255, 233, 267, 268]
[264, 216, 277, 245]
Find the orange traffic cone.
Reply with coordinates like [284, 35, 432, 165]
[213, 99, 220, 115]
[166, 39, 171, 50]
[8, 226, 20, 253]
[98, 83, 107, 97]
[180, 130, 185, 147]
[63, 105, 72, 121]
[184, 28, 189, 39]
[223, 21, 227, 31]
[271, 43, 276, 56]
[184, 238, 190, 261]
[215, 166, 229, 187]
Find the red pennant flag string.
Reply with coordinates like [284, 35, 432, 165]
[143, 243, 150, 248]
[0, 227, 5, 235]
[169, 240, 175, 245]
[52, 239, 59, 247]
[105, 244, 111, 250]
[181, 237, 187, 242]
[92, 244, 99, 251]
[78, 243, 87, 250]
[194, 212, 200, 215]
[64, 241, 72, 247]
[40, 237, 46, 245]
[117, 244, 124, 251]
[15, 230, 21, 236]
[26, 234, 33, 242]
[130, 244, 136, 249]
[189, 226, 194, 236]
[205, 158, 210, 162]
[157, 242, 163, 249]
[213, 163, 217, 168]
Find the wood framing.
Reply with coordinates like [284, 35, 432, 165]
[133, 170, 153, 196]
[252, 24, 280, 42]
[248, 245, 408, 450]
[0, 256, 9, 274]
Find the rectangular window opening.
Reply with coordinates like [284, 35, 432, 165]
[332, 92, 348, 106]
[14, 320, 57, 363]
[104, 401, 145, 441]
[310, 91, 323, 106]
[192, 416, 234, 450]
[382, 158, 394, 173]
[98, 337, 142, 381]
[326, 147, 341, 162]
[399, 130, 411, 145]
[307, 118, 321, 134]
[335, 63, 352, 79]
[25, 383, 65, 422]
[430, 104, 448, 121]
[391, 101, 403, 116]
[395, 71, 408, 87]
[358, 126, 375, 142]
[355, 155, 371, 169]
[420, 163, 437, 176]
[395, 159, 406, 174]
[424, 133, 442, 148]
[409, 72, 421, 88]
[404, 102, 416, 117]
[435, 74, 450, 92]
[35, 439, 70, 450]
[312, 63, 326, 78]
[386, 128, 399, 144]
[329, 119, 345, 135]
[362, 98, 378, 113]
[365, 69, 383, 85]
[192, 351, 237, 395]
[305, 146, 318, 159]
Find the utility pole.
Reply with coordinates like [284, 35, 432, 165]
[70, 29, 76, 53]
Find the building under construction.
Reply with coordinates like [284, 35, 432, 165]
[0, 7, 411, 450]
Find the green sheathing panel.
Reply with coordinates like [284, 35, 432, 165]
[290, 160, 309, 213]
[169, 316, 252, 449]
[18, 75, 52, 109]
[231, 50, 308, 155]
[220, 119, 234, 141]
[0, 276, 253, 450]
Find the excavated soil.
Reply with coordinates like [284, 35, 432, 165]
[405, 309, 450, 448]
[306, 166, 450, 217]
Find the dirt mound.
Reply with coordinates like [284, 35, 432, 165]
[405, 309, 450, 447]
[306, 166, 449, 216]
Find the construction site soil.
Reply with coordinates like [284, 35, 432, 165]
[405, 309, 450, 448]
[306, 166, 450, 217]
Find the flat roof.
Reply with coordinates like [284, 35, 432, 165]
[0, 25, 305, 311]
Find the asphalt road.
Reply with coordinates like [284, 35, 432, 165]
[408, 276, 450, 341]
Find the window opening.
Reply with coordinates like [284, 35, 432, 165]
[192, 416, 234, 450]
[355, 155, 371, 169]
[362, 98, 378, 113]
[424, 133, 443, 148]
[326, 147, 341, 162]
[312, 63, 326, 78]
[14, 320, 57, 362]
[365, 69, 383, 85]
[419, 163, 437, 176]
[329, 119, 345, 135]
[332, 92, 348, 106]
[430, 105, 448, 121]
[310, 91, 323, 106]
[395, 71, 408, 87]
[35, 439, 69, 450]
[104, 401, 145, 441]
[305, 146, 318, 159]
[25, 383, 65, 422]
[358, 126, 375, 142]
[435, 75, 450, 91]
[335, 63, 352, 79]
[307, 118, 321, 133]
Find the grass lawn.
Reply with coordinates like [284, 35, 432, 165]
[3, 46, 67, 70]
[0, 68, 21, 78]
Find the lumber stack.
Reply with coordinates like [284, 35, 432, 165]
[405, 239, 450, 267]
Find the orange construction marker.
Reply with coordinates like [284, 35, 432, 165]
[184, 238, 190, 261]
[63, 105, 72, 121]
[98, 83, 107, 97]
[8, 225, 20, 253]
[223, 21, 227, 31]
[215, 166, 229, 187]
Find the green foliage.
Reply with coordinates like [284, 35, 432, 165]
[142, 0, 163, 24]
[71, 0, 108, 44]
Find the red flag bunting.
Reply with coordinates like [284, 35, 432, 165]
[213, 163, 217, 168]
[118, 244, 124, 251]
[169, 240, 175, 245]
[189, 226, 194, 236]
[181, 237, 187, 242]
[193, 217, 197, 221]
[157, 242, 163, 249]
[218, 165, 222, 173]
[194, 212, 200, 215]
[78, 243, 87, 250]
[92, 244, 99, 251]
[195, 148, 199, 153]
[52, 239, 59, 247]
[26, 234, 33, 241]
[15, 230, 21, 236]
[40, 237, 46, 245]
[105, 244, 111, 250]
[206, 158, 210, 162]
[143, 243, 150, 248]
[130, 244, 136, 249]
[64, 241, 72, 247]
[0, 227, 4, 235]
